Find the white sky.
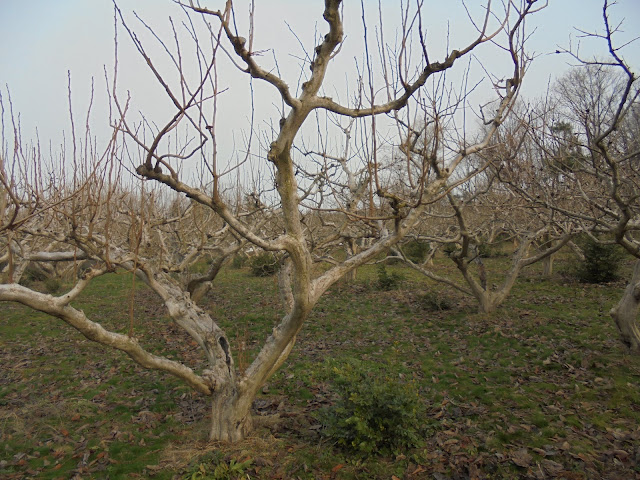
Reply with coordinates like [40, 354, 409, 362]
[1, 0, 639, 184]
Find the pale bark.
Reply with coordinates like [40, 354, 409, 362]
[540, 232, 555, 277]
[542, 254, 554, 276]
[1, 245, 264, 441]
[610, 260, 640, 353]
[187, 243, 240, 304]
[277, 257, 294, 312]
[0, 283, 212, 394]
[209, 389, 253, 443]
[343, 238, 359, 283]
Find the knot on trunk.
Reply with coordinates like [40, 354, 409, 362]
[136, 164, 150, 176]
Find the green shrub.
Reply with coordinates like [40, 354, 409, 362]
[402, 240, 431, 264]
[249, 252, 280, 277]
[420, 291, 453, 311]
[443, 242, 459, 257]
[376, 264, 404, 290]
[316, 359, 426, 455]
[230, 254, 247, 269]
[44, 277, 62, 294]
[477, 243, 506, 258]
[574, 237, 624, 283]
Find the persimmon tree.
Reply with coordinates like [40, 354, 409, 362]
[511, 0, 639, 351]
[1, 0, 543, 442]
[553, 59, 640, 352]
[391, 119, 575, 314]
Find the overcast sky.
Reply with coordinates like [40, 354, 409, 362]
[1, 0, 639, 177]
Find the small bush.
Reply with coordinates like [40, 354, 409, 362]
[44, 277, 62, 294]
[376, 264, 403, 290]
[316, 359, 426, 455]
[420, 291, 453, 311]
[402, 240, 431, 264]
[230, 254, 247, 269]
[19, 263, 48, 287]
[443, 242, 459, 257]
[477, 243, 506, 258]
[249, 252, 280, 277]
[574, 237, 624, 283]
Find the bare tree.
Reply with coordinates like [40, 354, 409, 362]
[392, 122, 575, 314]
[1, 0, 543, 442]
[517, 1, 640, 351]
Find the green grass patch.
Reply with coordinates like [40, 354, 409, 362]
[1, 257, 639, 478]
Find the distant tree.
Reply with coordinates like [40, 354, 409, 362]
[516, 1, 640, 351]
[393, 121, 575, 314]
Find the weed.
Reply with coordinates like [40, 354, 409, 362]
[420, 291, 453, 311]
[183, 451, 253, 480]
[443, 242, 459, 256]
[2, 259, 639, 479]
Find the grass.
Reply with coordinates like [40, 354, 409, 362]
[1, 253, 639, 479]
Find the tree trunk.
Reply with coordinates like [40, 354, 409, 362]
[344, 239, 358, 283]
[476, 291, 502, 314]
[344, 267, 357, 283]
[542, 254, 554, 277]
[456, 257, 507, 314]
[610, 260, 640, 353]
[209, 387, 253, 442]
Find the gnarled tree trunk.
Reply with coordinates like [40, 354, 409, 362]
[208, 383, 253, 442]
[476, 290, 509, 314]
[610, 260, 640, 353]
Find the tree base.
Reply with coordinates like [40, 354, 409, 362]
[208, 393, 254, 442]
[610, 260, 640, 354]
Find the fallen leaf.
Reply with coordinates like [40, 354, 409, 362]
[411, 466, 427, 475]
[511, 448, 532, 468]
[542, 459, 564, 475]
[613, 449, 629, 461]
